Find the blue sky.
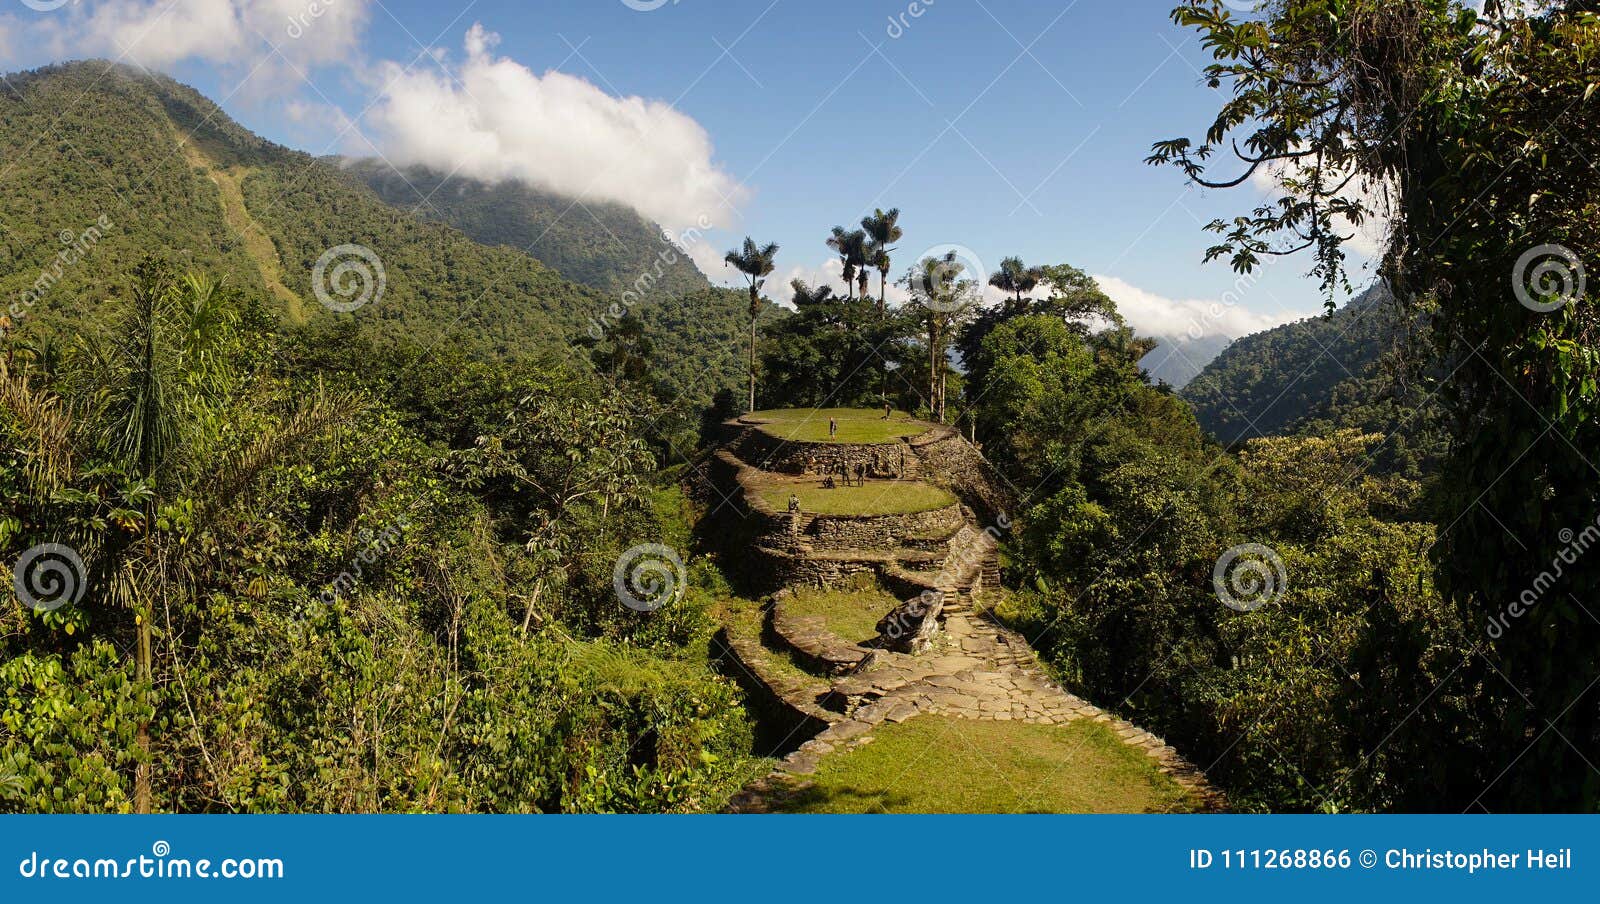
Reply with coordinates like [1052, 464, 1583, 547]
[0, 1, 1387, 341]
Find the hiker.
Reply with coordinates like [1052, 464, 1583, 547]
[857, 462, 868, 486]
[788, 493, 801, 514]
[822, 474, 836, 489]
[828, 417, 838, 437]
[883, 401, 891, 419]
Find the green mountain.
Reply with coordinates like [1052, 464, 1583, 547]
[345, 160, 711, 300]
[1141, 333, 1234, 389]
[1182, 284, 1445, 477]
[0, 61, 746, 408]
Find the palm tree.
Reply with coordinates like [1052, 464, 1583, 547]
[905, 252, 979, 423]
[24, 259, 357, 812]
[724, 238, 780, 412]
[861, 208, 903, 315]
[989, 256, 1045, 311]
[826, 227, 869, 300]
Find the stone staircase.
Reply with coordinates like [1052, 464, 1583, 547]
[702, 414, 1224, 812]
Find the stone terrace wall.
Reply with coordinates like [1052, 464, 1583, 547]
[806, 504, 964, 551]
[724, 423, 924, 479]
[721, 418, 1013, 524]
[711, 449, 970, 591]
[909, 427, 1014, 522]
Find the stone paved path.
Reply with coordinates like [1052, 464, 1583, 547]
[730, 602, 1224, 811]
[709, 414, 1223, 812]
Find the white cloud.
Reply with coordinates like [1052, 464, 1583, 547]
[366, 24, 747, 232]
[1248, 155, 1392, 260]
[30, 0, 370, 74]
[6, 0, 370, 108]
[1092, 274, 1303, 341]
[685, 235, 738, 288]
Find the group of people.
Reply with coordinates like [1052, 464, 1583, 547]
[822, 461, 870, 489]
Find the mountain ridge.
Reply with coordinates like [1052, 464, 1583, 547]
[0, 60, 747, 409]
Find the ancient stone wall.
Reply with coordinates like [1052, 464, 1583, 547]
[725, 424, 924, 479]
[806, 504, 963, 551]
[908, 427, 1014, 522]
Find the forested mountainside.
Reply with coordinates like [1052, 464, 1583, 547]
[1180, 285, 1446, 477]
[346, 160, 712, 299]
[0, 62, 746, 408]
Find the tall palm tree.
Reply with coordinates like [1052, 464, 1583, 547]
[724, 238, 780, 412]
[989, 256, 1045, 310]
[861, 207, 903, 315]
[53, 259, 355, 811]
[906, 252, 979, 423]
[826, 227, 869, 300]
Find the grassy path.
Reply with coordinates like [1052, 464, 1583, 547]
[178, 138, 309, 323]
[762, 715, 1195, 813]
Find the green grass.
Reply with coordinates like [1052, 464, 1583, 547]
[759, 481, 955, 516]
[716, 596, 833, 697]
[784, 578, 902, 643]
[748, 408, 929, 444]
[770, 716, 1198, 814]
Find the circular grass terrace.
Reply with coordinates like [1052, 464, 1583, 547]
[767, 715, 1199, 814]
[757, 480, 956, 517]
[745, 408, 932, 444]
[781, 576, 903, 644]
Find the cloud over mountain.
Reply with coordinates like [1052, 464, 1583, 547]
[366, 25, 747, 233]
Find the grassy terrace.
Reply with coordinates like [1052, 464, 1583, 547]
[771, 716, 1197, 814]
[758, 481, 955, 516]
[784, 577, 902, 644]
[747, 408, 931, 444]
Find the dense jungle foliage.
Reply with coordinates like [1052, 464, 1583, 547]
[1, 259, 760, 812]
[7, 0, 1600, 814]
